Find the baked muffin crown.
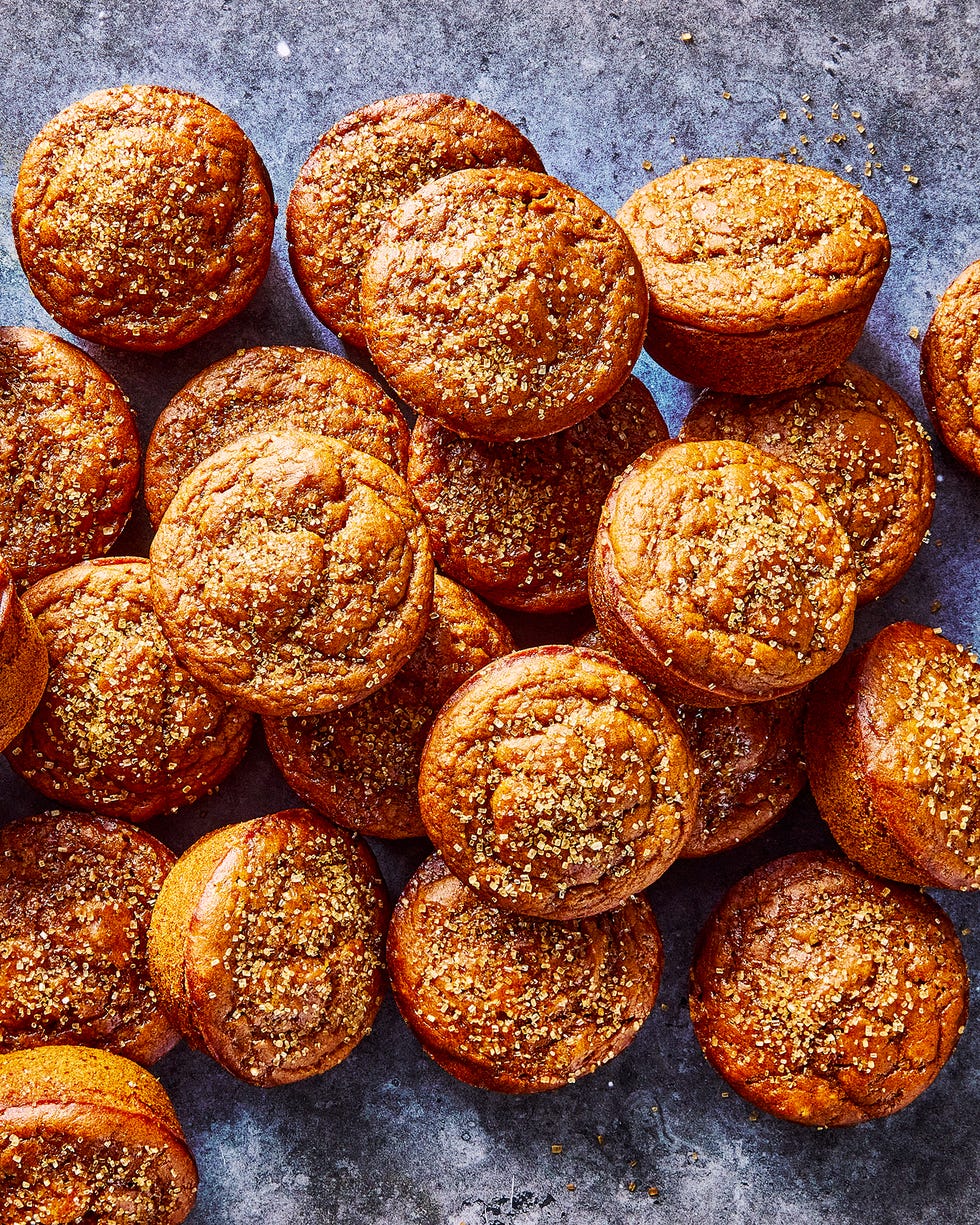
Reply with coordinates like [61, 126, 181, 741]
[920, 256, 980, 475]
[617, 157, 889, 333]
[12, 84, 275, 351]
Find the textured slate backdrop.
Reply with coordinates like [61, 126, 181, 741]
[1, 2, 980, 1222]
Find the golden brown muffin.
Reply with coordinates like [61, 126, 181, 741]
[806, 622, 980, 889]
[589, 439, 857, 707]
[143, 345, 409, 527]
[5, 557, 252, 821]
[680, 362, 934, 604]
[287, 93, 544, 347]
[576, 627, 807, 856]
[264, 575, 513, 839]
[920, 258, 980, 476]
[419, 645, 698, 919]
[0, 327, 141, 585]
[617, 158, 890, 394]
[149, 430, 433, 717]
[361, 167, 648, 441]
[0, 555, 47, 753]
[690, 851, 969, 1126]
[407, 376, 668, 612]
[0, 811, 178, 1065]
[12, 84, 275, 351]
[147, 809, 388, 1087]
[387, 854, 662, 1093]
[0, 1045, 197, 1223]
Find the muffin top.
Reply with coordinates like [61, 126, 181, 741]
[287, 92, 544, 347]
[407, 375, 668, 612]
[6, 557, 252, 820]
[681, 363, 935, 604]
[616, 158, 889, 332]
[362, 167, 648, 440]
[0, 328, 140, 585]
[149, 430, 434, 717]
[387, 854, 663, 1093]
[690, 851, 969, 1126]
[590, 439, 857, 704]
[12, 84, 275, 350]
[144, 345, 409, 527]
[0, 811, 178, 1064]
[920, 257, 980, 475]
[419, 645, 697, 918]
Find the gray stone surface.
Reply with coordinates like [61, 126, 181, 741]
[1, 1, 979, 1221]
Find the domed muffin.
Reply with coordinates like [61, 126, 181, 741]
[920, 257, 980, 476]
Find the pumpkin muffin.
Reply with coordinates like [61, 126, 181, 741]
[287, 93, 544, 347]
[0, 327, 140, 585]
[920, 258, 980, 476]
[143, 345, 409, 527]
[576, 628, 807, 856]
[148, 809, 388, 1087]
[690, 851, 969, 1126]
[361, 167, 648, 440]
[407, 375, 668, 612]
[264, 575, 513, 840]
[617, 158, 890, 394]
[680, 362, 935, 604]
[589, 439, 857, 707]
[0, 555, 47, 753]
[418, 645, 698, 919]
[806, 622, 980, 890]
[0, 1045, 198, 1223]
[5, 557, 252, 821]
[149, 430, 433, 716]
[12, 84, 275, 351]
[387, 854, 663, 1093]
[0, 811, 178, 1065]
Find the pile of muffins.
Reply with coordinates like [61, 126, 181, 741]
[1, 83, 979, 1221]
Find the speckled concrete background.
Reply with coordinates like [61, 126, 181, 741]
[2, 2, 980, 1222]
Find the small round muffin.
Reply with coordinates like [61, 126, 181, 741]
[148, 809, 388, 1087]
[418, 645, 698, 919]
[287, 93, 544, 347]
[617, 158, 890, 394]
[690, 851, 969, 1126]
[264, 575, 513, 839]
[407, 376, 668, 612]
[0, 327, 141, 585]
[143, 345, 409, 527]
[5, 557, 252, 821]
[680, 362, 935, 604]
[576, 627, 807, 856]
[0, 1045, 198, 1223]
[589, 439, 857, 707]
[0, 555, 47, 753]
[12, 84, 275, 351]
[149, 430, 434, 717]
[0, 811, 178, 1065]
[362, 167, 648, 441]
[387, 854, 663, 1093]
[920, 258, 980, 476]
[806, 622, 980, 889]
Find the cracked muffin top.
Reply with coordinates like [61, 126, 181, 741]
[690, 851, 968, 1126]
[149, 430, 433, 717]
[361, 167, 648, 440]
[287, 93, 544, 347]
[13, 84, 275, 351]
[616, 158, 889, 333]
